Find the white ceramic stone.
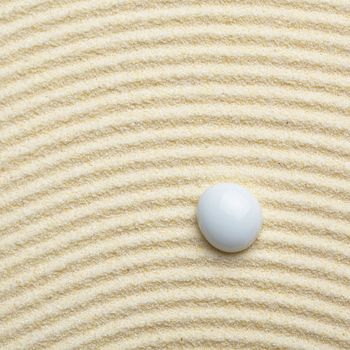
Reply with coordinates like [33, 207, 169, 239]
[196, 183, 262, 253]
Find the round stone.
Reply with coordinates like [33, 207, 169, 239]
[196, 183, 262, 252]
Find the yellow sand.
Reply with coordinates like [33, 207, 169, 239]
[0, 1, 349, 349]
